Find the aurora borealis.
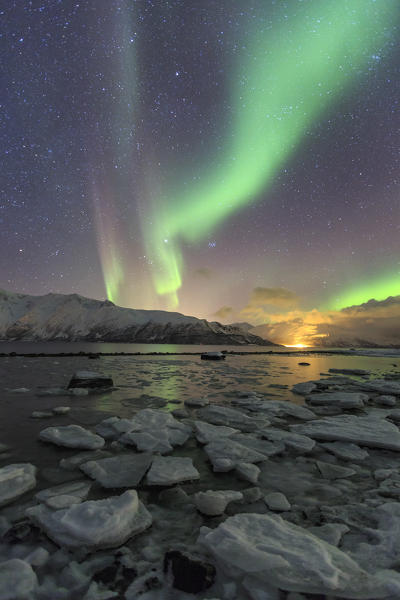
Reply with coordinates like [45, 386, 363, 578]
[1, 0, 399, 344]
[143, 0, 397, 308]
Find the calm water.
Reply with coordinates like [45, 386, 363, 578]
[1, 341, 399, 356]
[0, 341, 294, 354]
[0, 348, 399, 476]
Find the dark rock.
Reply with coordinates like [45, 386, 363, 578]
[201, 352, 226, 360]
[298, 362, 310, 366]
[94, 561, 137, 595]
[67, 370, 114, 389]
[95, 564, 119, 586]
[164, 550, 216, 593]
[3, 520, 36, 544]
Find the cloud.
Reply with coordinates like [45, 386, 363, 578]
[251, 311, 328, 346]
[194, 267, 213, 279]
[238, 286, 300, 324]
[248, 287, 299, 308]
[213, 288, 400, 346]
[251, 296, 400, 346]
[214, 306, 234, 320]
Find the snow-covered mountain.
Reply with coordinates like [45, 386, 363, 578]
[0, 289, 278, 345]
[228, 322, 255, 332]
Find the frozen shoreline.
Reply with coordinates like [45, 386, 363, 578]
[1, 348, 400, 358]
[1, 355, 400, 599]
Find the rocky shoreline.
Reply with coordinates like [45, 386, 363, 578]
[0, 349, 392, 358]
[1, 366, 400, 599]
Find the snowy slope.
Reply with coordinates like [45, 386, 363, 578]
[0, 290, 278, 345]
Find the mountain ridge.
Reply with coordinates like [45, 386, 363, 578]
[0, 289, 279, 346]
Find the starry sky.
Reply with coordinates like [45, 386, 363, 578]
[1, 0, 399, 338]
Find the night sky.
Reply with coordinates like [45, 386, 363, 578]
[1, 1, 399, 338]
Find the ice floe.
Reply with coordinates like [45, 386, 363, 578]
[204, 438, 269, 472]
[193, 420, 239, 444]
[194, 490, 243, 516]
[0, 559, 37, 600]
[26, 490, 152, 550]
[292, 381, 317, 395]
[0, 463, 36, 508]
[319, 441, 369, 461]
[261, 428, 315, 453]
[264, 491, 291, 511]
[146, 456, 199, 485]
[39, 425, 105, 450]
[59, 449, 112, 471]
[197, 405, 264, 431]
[98, 409, 191, 453]
[291, 414, 400, 451]
[35, 480, 91, 503]
[198, 512, 400, 597]
[80, 453, 153, 488]
[306, 391, 368, 409]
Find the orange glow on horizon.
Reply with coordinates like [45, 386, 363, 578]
[283, 343, 309, 348]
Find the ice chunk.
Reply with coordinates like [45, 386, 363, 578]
[0, 559, 37, 599]
[53, 406, 71, 414]
[31, 410, 53, 418]
[81, 453, 153, 488]
[249, 400, 315, 421]
[95, 416, 135, 439]
[0, 463, 36, 508]
[316, 461, 356, 480]
[120, 430, 173, 453]
[99, 409, 191, 453]
[264, 492, 291, 511]
[39, 425, 105, 450]
[26, 490, 152, 550]
[356, 379, 400, 396]
[146, 456, 199, 486]
[306, 392, 367, 409]
[235, 462, 260, 484]
[291, 414, 400, 451]
[198, 405, 262, 431]
[185, 397, 210, 407]
[261, 428, 315, 453]
[204, 438, 269, 472]
[194, 490, 243, 516]
[292, 382, 317, 395]
[59, 450, 112, 470]
[198, 513, 400, 597]
[193, 420, 239, 444]
[319, 441, 369, 461]
[376, 395, 397, 407]
[328, 368, 370, 375]
[35, 480, 91, 503]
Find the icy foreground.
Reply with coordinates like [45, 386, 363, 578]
[1, 360, 400, 598]
[199, 513, 400, 598]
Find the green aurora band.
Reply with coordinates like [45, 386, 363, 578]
[327, 272, 400, 311]
[97, 3, 137, 304]
[143, 0, 397, 308]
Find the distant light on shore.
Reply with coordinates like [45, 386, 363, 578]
[284, 343, 309, 348]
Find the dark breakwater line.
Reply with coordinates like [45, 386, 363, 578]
[0, 350, 360, 358]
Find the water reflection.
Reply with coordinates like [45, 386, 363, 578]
[0, 352, 398, 468]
